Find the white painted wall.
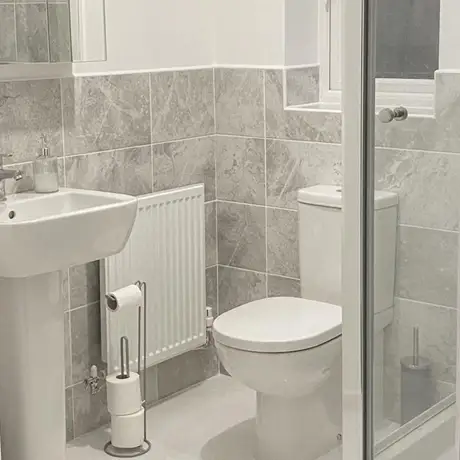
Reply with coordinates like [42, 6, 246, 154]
[213, 0, 285, 67]
[73, 0, 214, 75]
[439, 0, 460, 69]
[285, 0, 318, 66]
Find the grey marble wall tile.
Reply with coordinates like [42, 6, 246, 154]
[265, 70, 342, 143]
[72, 381, 109, 438]
[396, 226, 458, 308]
[0, 5, 16, 62]
[215, 68, 264, 137]
[150, 69, 214, 143]
[267, 208, 299, 278]
[383, 298, 457, 421]
[65, 387, 74, 442]
[48, 3, 71, 62]
[157, 346, 218, 400]
[16, 4, 49, 62]
[267, 275, 301, 298]
[69, 261, 100, 310]
[286, 66, 319, 106]
[216, 136, 265, 205]
[152, 136, 215, 202]
[435, 72, 460, 119]
[65, 146, 153, 196]
[141, 365, 159, 406]
[267, 140, 342, 209]
[70, 302, 104, 385]
[206, 265, 218, 318]
[218, 266, 266, 314]
[62, 74, 151, 155]
[217, 202, 266, 272]
[0, 79, 63, 163]
[375, 148, 460, 231]
[64, 312, 71, 388]
[205, 202, 217, 267]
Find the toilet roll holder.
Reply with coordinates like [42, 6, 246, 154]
[104, 280, 152, 458]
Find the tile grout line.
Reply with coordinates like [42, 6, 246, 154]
[59, 78, 67, 187]
[149, 74, 154, 191]
[263, 69, 269, 298]
[219, 263, 300, 282]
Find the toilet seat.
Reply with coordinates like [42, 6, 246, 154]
[213, 297, 342, 353]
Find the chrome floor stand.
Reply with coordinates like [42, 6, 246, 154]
[104, 281, 151, 458]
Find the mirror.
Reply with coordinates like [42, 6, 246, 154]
[0, 0, 107, 64]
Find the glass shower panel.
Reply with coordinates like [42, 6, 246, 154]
[368, 0, 458, 457]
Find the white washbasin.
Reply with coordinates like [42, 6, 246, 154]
[0, 188, 138, 278]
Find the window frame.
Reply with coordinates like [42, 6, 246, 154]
[319, 0, 436, 109]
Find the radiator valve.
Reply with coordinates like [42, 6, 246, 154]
[206, 307, 214, 329]
[84, 365, 106, 395]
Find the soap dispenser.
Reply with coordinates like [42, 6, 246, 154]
[34, 136, 59, 193]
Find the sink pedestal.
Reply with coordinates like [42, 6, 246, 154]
[0, 272, 66, 460]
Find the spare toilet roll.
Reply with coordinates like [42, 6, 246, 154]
[107, 372, 142, 416]
[111, 408, 145, 449]
[106, 284, 142, 312]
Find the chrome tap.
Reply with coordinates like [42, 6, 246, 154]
[0, 154, 23, 202]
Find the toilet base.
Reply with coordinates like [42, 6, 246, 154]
[255, 391, 340, 460]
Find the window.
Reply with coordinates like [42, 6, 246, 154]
[319, 0, 440, 107]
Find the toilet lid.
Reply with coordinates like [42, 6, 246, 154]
[213, 297, 342, 353]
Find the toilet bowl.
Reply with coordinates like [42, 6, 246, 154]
[212, 185, 398, 460]
[213, 297, 342, 460]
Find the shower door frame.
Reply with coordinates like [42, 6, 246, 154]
[341, 0, 376, 459]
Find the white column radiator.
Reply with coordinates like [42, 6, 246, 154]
[101, 184, 206, 373]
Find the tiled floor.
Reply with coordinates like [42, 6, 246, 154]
[67, 375, 257, 460]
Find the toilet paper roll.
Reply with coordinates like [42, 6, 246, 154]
[106, 284, 142, 312]
[107, 372, 142, 416]
[111, 408, 145, 449]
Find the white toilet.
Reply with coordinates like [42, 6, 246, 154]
[213, 185, 398, 460]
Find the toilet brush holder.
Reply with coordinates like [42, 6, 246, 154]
[104, 281, 152, 458]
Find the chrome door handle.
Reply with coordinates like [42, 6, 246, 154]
[378, 106, 408, 123]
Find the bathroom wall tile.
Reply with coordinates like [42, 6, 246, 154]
[64, 312, 71, 388]
[65, 387, 74, 442]
[265, 70, 342, 143]
[267, 208, 299, 278]
[0, 5, 16, 62]
[72, 381, 109, 438]
[216, 136, 265, 205]
[0, 79, 63, 163]
[267, 275, 301, 298]
[205, 202, 217, 267]
[396, 226, 458, 308]
[62, 269, 70, 311]
[62, 74, 151, 155]
[375, 148, 460, 231]
[266, 140, 342, 209]
[16, 4, 49, 62]
[152, 136, 215, 202]
[157, 346, 218, 400]
[71, 302, 104, 384]
[217, 202, 266, 272]
[218, 266, 266, 315]
[215, 68, 264, 137]
[150, 69, 214, 143]
[65, 146, 153, 196]
[206, 266, 218, 318]
[435, 72, 460, 117]
[69, 261, 100, 310]
[384, 298, 457, 421]
[286, 66, 319, 106]
[141, 365, 159, 406]
[48, 3, 71, 63]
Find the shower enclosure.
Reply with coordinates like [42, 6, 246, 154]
[343, 0, 458, 458]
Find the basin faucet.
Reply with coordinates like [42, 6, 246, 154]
[0, 154, 23, 202]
